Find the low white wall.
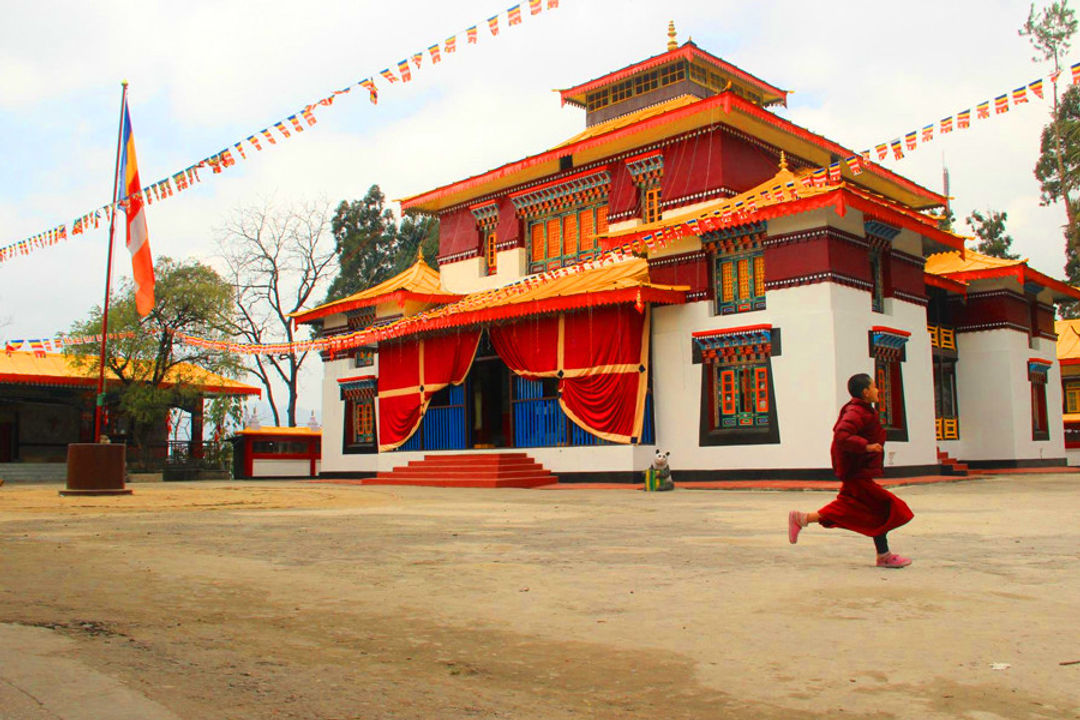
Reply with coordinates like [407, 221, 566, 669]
[251, 459, 314, 478]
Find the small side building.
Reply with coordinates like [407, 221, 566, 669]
[231, 426, 322, 479]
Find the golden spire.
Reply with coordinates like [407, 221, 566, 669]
[667, 21, 677, 51]
[778, 151, 788, 172]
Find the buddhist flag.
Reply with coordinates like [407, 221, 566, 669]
[261, 128, 277, 145]
[845, 155, 863, 175]
[429, 44, 441, 63]
[827, 162, 841, 183]
[530, 0, 542, 13]
[488, 15, 499, 35]
[274, 120, 291, 138]
[119, 101, 155, 316]
[397, 59, 412, 82]
[890, 139, 904, 159]
[360, 78, 378, 104]
[940, 116, 954, 134]
[1030, 78, 1045, 99]
[412, 52, 423, 69]
[548, 0, 558, 6]
[957, 109, 971, 128]
[921, 124, 933, 142]
[445, 35, 457, 52]
[1012, 86, 1028, 104]
[508, 4, 522, 24]
[976, 101, 990, 118]
[1073, 61, 1080, 84]
[380, 68, 399, 83]
[467, 25, 478, 43]
[875, 143, 888, 160]
[994, 94, 1009, 114]
[904, 131, 917, 150]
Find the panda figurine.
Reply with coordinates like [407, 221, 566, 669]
[647, 449, 674, 491]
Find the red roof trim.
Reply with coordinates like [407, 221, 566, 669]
[692, 324, 772, 338]
[507, 166, 609, 198]
[930, 264, 1080, 300]
[377, 287, 687, 343]
[1028, 356, 1054, 365]
[924, 273, 968, 294]
[402, 92, 944, 213]
[871, 325, 912, 338]
[292, 290, 462, 326]
[625, 149, 664, 164]
[558, 43, 787, 107]
[1060, 358, 1080, 366]
[336, 374, 376, 385]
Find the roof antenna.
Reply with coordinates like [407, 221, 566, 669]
[667, 20, 677, 51]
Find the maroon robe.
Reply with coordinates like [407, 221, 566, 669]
[818, 398, 914, 537]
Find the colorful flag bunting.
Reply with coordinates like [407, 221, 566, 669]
[467, 25, 478, 43]
[890, 140, 904, 159]
[904, 131, 917, 150]
[548, 0, 558, 6]
[957, 109, 971, 128]
[488, 15, 499, 35]
[1073, 62, 1080, 84]
[1030, 78, 1045, 99]
[976, 101, 990, 118]
[828, 162, 841, 183]
[508, 4, 522, 24]
[397, 60, 412, 82]
[288, 114, 304, 132]
[274, 121, 291, 138]
[994, 94, 1009, 114]
[446, 35, 457, 52]
[429, 44, 441, 63]
[261, 128, 277, 144]
[921, 124, 933, 142]
[940, 116, 954, 134]
[875, 143, 888, 160]
[301, 108, 317, 126]
[1012, 86, 1028, 104]
[380, 68, 399, 83]
[412, 52, 423, 69]
[530, 0, 542, 13]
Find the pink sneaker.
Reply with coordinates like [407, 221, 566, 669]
[876, 553, 912, 568]
[788, 511, 805, 544]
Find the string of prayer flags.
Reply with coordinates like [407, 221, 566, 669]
[488, 15, 499, 35]
[468, 25, 478, 43]
[360, 78, 378, 104]
[994, 94, 1009, 114]
[429, 44, 441, 63]
[1073, 61, 1080, 85]
[508, 4, 522, 25]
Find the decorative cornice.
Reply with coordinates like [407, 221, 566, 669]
[648, 249, 707, 267]
[766, 271, 872, 292]
[891, 289, 929, 306]
[509, 169, 611, 218]
[955, 321, 1030, 334]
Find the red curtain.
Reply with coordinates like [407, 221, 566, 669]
[490, 304, 650, 443]
[377, 329, 481, 451]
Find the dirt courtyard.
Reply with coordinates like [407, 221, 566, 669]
[1, 476, 1078, 720]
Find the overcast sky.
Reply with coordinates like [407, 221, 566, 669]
[1, 0, 1073, 424]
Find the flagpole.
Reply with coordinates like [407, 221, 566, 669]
[94, 81, 128, 443]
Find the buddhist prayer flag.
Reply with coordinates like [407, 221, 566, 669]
[301, 108, 317, 126]
[1012, 86, 1028, 104]
[429, 44, 441, 63]
[1030, 78, 1045, 98]
[488, 15, 499, 35]
[904, 131, 917, 150]
[957, 109, 971, 128]
[360, 78, 378, 104]
[412, 52, 423, 68]
[921, 124, 933, 142]
[875, 143, 888, 160]
[380, 68, 399, 83]
[548, 0, 558, 6]
[827, 163, 841, 183]
[288, 114, 304, 132]
[940, 116, 953, 134]
[530, 0, 542, 13]
[445, 35, 457, 52]
[119, 101, 155, 317]
[976, 101, 990, 118]
[397, 59, 412, 82]
[890, 140, 904, 159]
[994, 94, 1009, 113]
[1073, 62, 1080, 84]
[261, 128, 277, 144]
[246, 134, 262, 151]
[274, 120, 291, 138]
[508, 4, 522, 24]
[467, 25, 478, 43]
[845, 155, 863, 175]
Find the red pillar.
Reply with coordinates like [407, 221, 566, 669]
[190, 398, 204, 460]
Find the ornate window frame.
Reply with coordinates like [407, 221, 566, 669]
[694, 324, 782, 446]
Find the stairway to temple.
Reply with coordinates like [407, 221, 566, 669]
[936, 449, 969, 477]
[366, 453, 557, 488]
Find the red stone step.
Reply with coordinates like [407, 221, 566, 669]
[364, 452, 557, 489]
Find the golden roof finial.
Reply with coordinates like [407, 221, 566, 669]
[417, 243, 425, 263]
[778, 151, 788, 171]
[667, 21, 677, 51]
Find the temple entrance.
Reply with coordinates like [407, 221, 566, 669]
[469, 349, 511, 449]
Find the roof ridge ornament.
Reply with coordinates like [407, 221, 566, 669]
[667, 20, 677, 51]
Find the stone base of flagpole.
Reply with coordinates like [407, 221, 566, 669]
[60, 443, 132, 496]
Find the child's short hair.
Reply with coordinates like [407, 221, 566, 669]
[847, 373, 873, 399]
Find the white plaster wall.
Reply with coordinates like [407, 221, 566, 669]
[319, 353, 379, 475]
[438, 248, 528, 294]
[251, 459, 314, 477]
[950, 330, 1066, 463]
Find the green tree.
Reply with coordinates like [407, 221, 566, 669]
[966, 209, 1021, 259]
[324, 185, 401, 302]
[1022, 0, 1079, 231]
[390, 212, 439, 276]
[65, 257, 241, 449]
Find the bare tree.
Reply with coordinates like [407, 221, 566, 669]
[218, 199, 337, 427]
